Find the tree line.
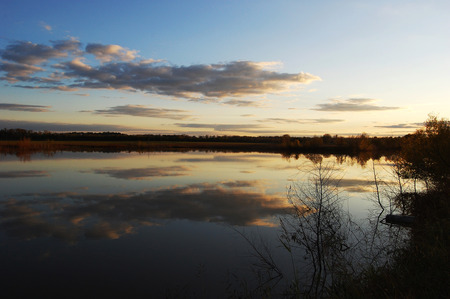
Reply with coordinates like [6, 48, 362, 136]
[0, 128, 404, 153]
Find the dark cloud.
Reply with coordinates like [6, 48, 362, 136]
[219, 180, 265, 188]
[89, 166, 191, 180]
[0, 61, 43, 82]
[0, 103, 51, 112]
[0, 39, 320, 101]
[92, 104, 191, 120]
[0, 119, 139, 132]
[0, 182, 291, 242]
[51, 39, 82, 53]
[59, 60, 320, 99]
[0, 170, 49, 178]
[0, 41, 69, 65]
[312, 98, 401, 112]
[10, 84, 78, 91]
[374, 123, 423, 129]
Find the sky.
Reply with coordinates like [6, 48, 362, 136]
[0, 0, 449, 136]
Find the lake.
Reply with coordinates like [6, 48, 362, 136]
[0, 151, 407, 298]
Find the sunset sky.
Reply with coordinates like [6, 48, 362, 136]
[1, 0, 449, 136]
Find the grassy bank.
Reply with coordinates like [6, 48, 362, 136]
[0, 137, 401, 157]
[0, 139, 281, 153]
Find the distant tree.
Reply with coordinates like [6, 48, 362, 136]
[357, 133, 374, 151]
[322, 134, 332, 145]
[281, 134, 291, 148]
[400, 115, 450, 191]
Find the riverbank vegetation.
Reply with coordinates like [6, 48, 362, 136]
[230, 115, 449, 298]
[344, 115, 449, 298]
[0, 128, 402, 158]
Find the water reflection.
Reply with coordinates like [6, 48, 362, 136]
[0, 170, 50, 178]
[88, 165, 192, 180]
[0, 150, 405, 297]
[0, 180, 291, 243]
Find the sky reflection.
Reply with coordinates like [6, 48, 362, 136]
[0, 180, 290, 243]
[0, 151, 403, 297]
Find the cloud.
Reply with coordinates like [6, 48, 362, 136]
[0, 39, 321, 101]
[175, 123, 266, 132]
[222, 99, 265, 107]
[260, 118, 345, 124]
[0, 103, 51, 112]
[59, 60, 320, 99]
[89, 166, 191, 180]
[175, 122, 306, 135]
[92, 104, 191, 120]
[0, 119, 140, 132]
[85, 43, 138, 63]
[40, 22, 52, 32]
[219, 180, 267, 188]
[312, 98, 401, 112]
[0, 39, 81, 83]
[374, 122, 423, 129]
[51, 86, 79, 91]
[0, 181, 291, 242]
[51, 39, 82, 53]
[0, 41, 70, 65]
[0, 170, 49, 178]
[174, 123, 295, 135]
[0, 61, 44, 82]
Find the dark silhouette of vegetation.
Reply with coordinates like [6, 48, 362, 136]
[232, 115, 449, 298]
[280, 160, 354, 298]
[399, 115, 450, 191]
[0, 128, 403, 159]
[331, 116, 450, 298]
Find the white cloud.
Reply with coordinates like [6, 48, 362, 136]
[85, 43, 138, 62]
[40, 21, 52, 32]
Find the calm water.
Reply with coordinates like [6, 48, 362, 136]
[0, 151, 398, 297]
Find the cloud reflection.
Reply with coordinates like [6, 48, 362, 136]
[330, 178, 397, 193]
[88, 165, 191, 180]
[0, 170, 50, 178]
[0, 181, 290, 243]
[176, 155, 262, 163]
